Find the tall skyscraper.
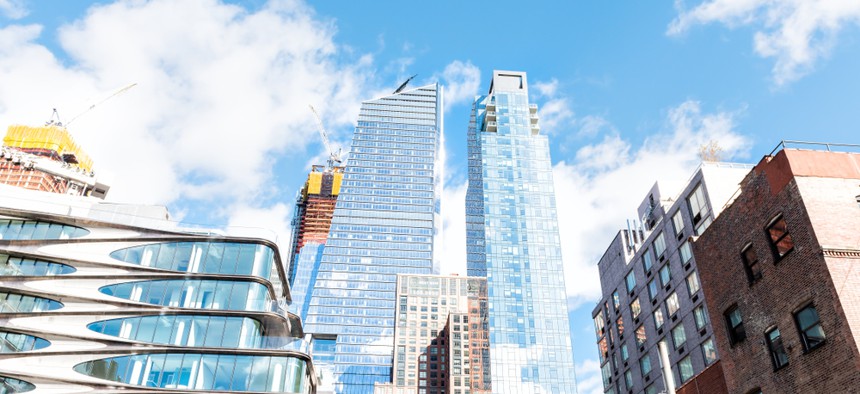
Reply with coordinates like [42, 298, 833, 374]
[0, 186, 316, 393]
[466, 71, 576, 392]
[303, 83, 443, 392]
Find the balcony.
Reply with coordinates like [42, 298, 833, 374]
[530, 114, 538, 124]
[486, 102, 496, 111]
[485, 111, 496, 121]
[529, 104, 537, 114]
[485, 121, 497, 132]
[530, 123, 540, 135]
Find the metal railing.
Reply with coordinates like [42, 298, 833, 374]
[769, 140, 860, 156]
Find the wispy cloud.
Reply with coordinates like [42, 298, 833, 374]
[574, 358, 603, 394]
[555, 100, 749, 310]
[433, 60, 481, 111]
[0, 0, 377, 229]
[0, 0, 27, 19]
[668, 0, 860, 85]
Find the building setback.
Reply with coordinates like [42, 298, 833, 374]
[302, 83, 443, 393]
[466, 70, 576, 392]
[591, 163, 750, 394]
[373, 274, 489, 394]
[0, 187, 316, 393]
[693, 144, 860, 393]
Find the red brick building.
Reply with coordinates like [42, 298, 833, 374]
[693, 145, 860, 393]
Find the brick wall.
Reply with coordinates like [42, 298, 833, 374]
[676, 361, 727, 394]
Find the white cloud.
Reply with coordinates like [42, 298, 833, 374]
[433, 60, 481, 111]
[533, 78, 559, 97]
[439, 181, 467, 276]
[574, 358, 603, 394]
[226, 202, 294, 249]
[555, 100, 749, 309]
[668, 0, 860, 85]
[0, 0, 27, 19]
[537, 97, 575, 131]
[0, 0, 375, 223]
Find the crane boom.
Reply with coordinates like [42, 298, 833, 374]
[66, 83, 137, 127]
[308, 105, 342, 168]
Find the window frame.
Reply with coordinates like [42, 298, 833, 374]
[765, 214, 795, 262]
[701, 337, 717, 365]
[794, 303, 826, 352]
[686, 271, 700, 296]
[724, 306, 746, 346]
[671, 323, 687, 349]
[659, 264, 671, 287]
[625, 271, 636, 294]
[672, 210, 685, 238]
[765, 327, 789, 370]
[740, 243, 762, 284]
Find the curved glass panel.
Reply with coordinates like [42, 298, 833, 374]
[87, 315, 264, 349]
[110, 242, 273, 278]
[0, 219, 88, 240]
[0, 254, 76, 276]
[74, 353, 309, 393]
[0, 292, 62, 313]
[99, 279, 272, 312]
[0, 376, 35, 393]
[0, 330, 50, 352]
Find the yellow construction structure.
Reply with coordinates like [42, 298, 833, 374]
[304, 165, 343, 198]
[3, 124, 94, 172]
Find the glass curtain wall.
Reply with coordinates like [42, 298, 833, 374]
[466, 72, 577, 392]
[303, 84, 442, 392]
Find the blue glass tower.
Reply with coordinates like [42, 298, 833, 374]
[466, 71, 577, 392]
[303, 83, 443, 392]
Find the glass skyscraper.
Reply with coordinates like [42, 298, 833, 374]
[466, 71, 577, 392]
[303, 83, 443, 392]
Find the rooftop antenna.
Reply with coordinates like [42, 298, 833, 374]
[393, 74, 417, 94]
[308, 105, 342, 169]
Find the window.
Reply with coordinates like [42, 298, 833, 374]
[648, 280, 659, 300]
[795, 304, 826, 351]
[621, 343, 629, 361]
[856, 195, 860, 208]
[640, 354, 652, 375]
[766, 215, 794, 259]
[659, 264, 671, 287]
[653, 307, 665, 330]
[672, 324, 687, 349]
[741, 244, 762, 283]
[666, 292, 680, 316]
[594, 313, 605, 340]
[725, 306, 746, 345]
[766, 328, 789, 369]
[701, 337, 717, 365]
[617, 316, 625, 338]
[601, 362, 611, 390]
[612, 291, 620, 311]
[687, 184, 708, 226]
[679, 241, 693, 264]
[686, 272, 700, 296]
[694, 305, 709, 330]
[642, 248, 654, 272]
[630, 298, 641, 320]
[654, 232, 667, 258]
[625, 271, 636, 293]
[624, 369, 633, 390]
[672, 210, 685, 237]
[678, 355, 694, 383]
[645, 384, 657, 394]
[635, 326, 647, 347]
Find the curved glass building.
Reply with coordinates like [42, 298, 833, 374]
[0, 191, 316, 393]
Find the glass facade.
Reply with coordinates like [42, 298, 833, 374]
[0, 292, 62, 313]
[87, 315, 264, 349]
[73, 353, 310, 393]
[0, 254, 75, 276]
[0, 376, 35, 393]
[110, 242, 274, 279]
[99, 279, 272, 311]
[288, 243, 324, 322]
[466, 71, 576, 392]
[303, 84, 442, 392]
[0, 219, 88, 240]
[0, 330, 50, 352]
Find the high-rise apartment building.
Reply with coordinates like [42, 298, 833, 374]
[303, 83, 443, 392]
[373, 274, 489, 394]
[0, 186, 316, 393]
[590, 163, 750, 394]
[693, 144, 860, 393]
[288, 165, 344, 285]
[1, 123, 109, 199]
[465, 70, 576, 392]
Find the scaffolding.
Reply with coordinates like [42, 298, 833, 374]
[3, 125, 94, 172]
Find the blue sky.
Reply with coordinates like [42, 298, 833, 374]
[2, 1, 859, 392]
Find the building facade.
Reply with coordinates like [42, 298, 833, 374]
[465, 70, 576, 392]
[373, 274, 489, 394]
[303, 84, 443, 392]
[1, 124, 108, 199]
[0, 187, 316, 393]
[693, 145, 860, 393]
[288, 165, 344, 285]
[591, 163, 750, 394]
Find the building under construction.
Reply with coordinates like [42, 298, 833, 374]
[287, 165, 343, 285]
[0, 123, 109, 199]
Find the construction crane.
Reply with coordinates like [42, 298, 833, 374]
[308, 105, 342, 169]
[66, 83, 137, 127]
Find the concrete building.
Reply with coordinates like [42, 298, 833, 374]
[591, 162, 751, 394]
[466, 70, 576, 392]
[693, 143, 860, 393]
[373, 274, 488, 394]
[0, 124, 109, 199]
[302, 83, 443, 392]
[0, 186, 316, 393]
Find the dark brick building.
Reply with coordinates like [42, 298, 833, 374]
[693, 145, 860, 393]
